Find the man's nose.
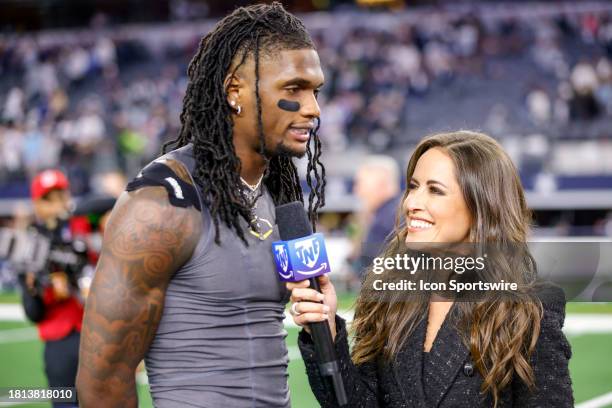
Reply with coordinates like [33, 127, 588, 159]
[301, 93, 321, 119]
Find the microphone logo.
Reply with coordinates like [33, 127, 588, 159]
[274, 243, 291, 279]
[294, 237, 320, 268]
[272, 233, 331, 282]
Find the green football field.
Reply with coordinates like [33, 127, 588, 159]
[0, 298, 611, 407]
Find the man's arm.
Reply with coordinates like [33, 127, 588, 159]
[76, 186, 202, 407]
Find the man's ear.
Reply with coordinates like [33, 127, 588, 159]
[224, 72, 242, 109]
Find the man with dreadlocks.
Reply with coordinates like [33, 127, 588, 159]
[76, 3, 325, 407]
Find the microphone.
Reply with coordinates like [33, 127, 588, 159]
[274, 202, 347, 407]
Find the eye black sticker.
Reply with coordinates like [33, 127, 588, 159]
[277, 99, 300, 112]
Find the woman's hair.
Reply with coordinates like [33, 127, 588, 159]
[351, 131, 542, 406]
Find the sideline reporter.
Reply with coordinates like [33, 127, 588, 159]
[288, 131, 573, 407]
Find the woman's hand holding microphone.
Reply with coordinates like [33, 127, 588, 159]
[287, 275, 338, 341]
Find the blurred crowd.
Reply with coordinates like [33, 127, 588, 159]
[1, 4, 612, 198]
[0, 33, 188, 197]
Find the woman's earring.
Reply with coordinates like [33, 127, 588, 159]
[236, 106, 242, 115]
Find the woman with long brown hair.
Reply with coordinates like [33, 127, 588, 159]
[287, 131, 573, 407]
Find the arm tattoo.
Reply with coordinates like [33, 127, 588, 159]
[77, 187, 202, 408]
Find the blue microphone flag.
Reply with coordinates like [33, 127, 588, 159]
[273, 233, 331, 282]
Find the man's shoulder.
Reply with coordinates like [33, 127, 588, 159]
[127, 144, 202, 212]
[151, 157, 193, 185]
[107, 187, 203, 271]
[150, 143, 195, 181]
[116, 186, 194, 217]
[159, 144, 196, 178]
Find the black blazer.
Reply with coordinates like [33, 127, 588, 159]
[298, 287, 573, 407]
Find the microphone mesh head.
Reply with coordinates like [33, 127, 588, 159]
[275, 202, 312, 240]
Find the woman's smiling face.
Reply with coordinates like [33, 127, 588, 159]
[403, 147, 472, 244]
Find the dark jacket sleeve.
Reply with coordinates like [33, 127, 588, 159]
[298, 315, 381, 408]
[511, 287, 573, 407]
[18, 276, 45, 323]
[21, 288, 45, 323]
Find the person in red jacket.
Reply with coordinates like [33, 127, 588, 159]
[19, 169, 83, 408]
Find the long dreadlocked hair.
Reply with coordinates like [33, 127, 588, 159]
[162, 2, 326, 245]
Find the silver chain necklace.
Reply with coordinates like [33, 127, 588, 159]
[240, 175, 263, 192]
[240, 175, 267, 238]
[240, 175, 264, 205]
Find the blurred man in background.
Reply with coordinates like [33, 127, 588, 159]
[19, 169, 83, 408]
[351, 155, 401, 278]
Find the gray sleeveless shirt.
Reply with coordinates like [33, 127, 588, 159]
[143, 145, 291, 407]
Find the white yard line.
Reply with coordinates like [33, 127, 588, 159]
[0, 327, 37, 344]
[135, 370, 149, 385]
[0, 305, 611, 345]
[285, 310, 612, 336]
[0, 401, 31, 407]
[0, 305, 24, 322]
[564, 314, 612, 335]
[575, 391, 612, 408]
[287, 346, 302, 361]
